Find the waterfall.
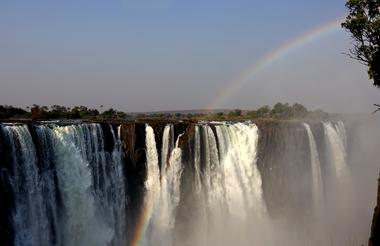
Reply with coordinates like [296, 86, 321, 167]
[0, 123, 126, 246]
[144, 125, 160, 191]
[160, 125, 172, 177]
[183, 122, 268, 245]
[0, 119, 364, 246]
[214, 122, 266, 219]
[144, 125, 183, 246]
[323, 121, 348, 180]
[2, 125, 50, 246]
[46, 124, 114, 246]
[109, 125, 128, 245]
[303, 123, 324, 213]
[141, 125, 161, 246]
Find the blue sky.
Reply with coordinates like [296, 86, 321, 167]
[0, 0, 378, 112]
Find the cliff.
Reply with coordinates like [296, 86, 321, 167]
[369, 173, 380, 246]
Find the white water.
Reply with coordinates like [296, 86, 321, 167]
[144, 125, 160, 191]
[160, 125, 172, 177]
[303, 123, 324, 214]
[1, 124, 128, 246]
[323, 121, 348, 180]
[215, 122, 266, 219]
[185, 122, 268, 245]
[2, 125, 49, 246]
[109, 125, 128, 245]
[48, 124, 114, 246]
[142, 125, 161, 246]
[145, 124, 184, 246]
[1, 120, 362, 246]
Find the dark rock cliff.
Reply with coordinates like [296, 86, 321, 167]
[0, 127, 15, 245]
[256, 121, 313, 220]
[369, 173, 380, 246]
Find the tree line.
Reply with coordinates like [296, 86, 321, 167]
[207, 102, 329, 120]
[0, 103, 329, 121]
[0, 105, 127, 120]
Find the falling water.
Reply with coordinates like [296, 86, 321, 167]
[215, 122, 266, 219]
[145, 125, 184, 246]
[47, 124, 114, 246]
[0, 119, 366, 246]
[109, 125, 128, 245]
[323, 121, 348, 180]
[141, 125, 161, 246]
[2, 125, 50, 246]
[303, 123, 324, 213]
[0, 123, 127, 246]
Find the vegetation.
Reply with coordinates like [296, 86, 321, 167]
[0, 105, 127, 121]
[0, 103, 329, 121]
[342, 0, 380, 86]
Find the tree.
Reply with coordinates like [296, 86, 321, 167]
[233, 109, 242, 116]
[271, 102, 292, 119]
[256, 105, 271, 118]
[342, 0, 380, 86]
[101, 108, 117, 118]
[216, 112, 224, 118]
[292, 103, 308, 118]
[247, 110, 258, 118]
[228, 109, 242, 118]
[0, 105, 28, 119]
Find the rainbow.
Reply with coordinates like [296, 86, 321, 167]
[129, 17, 345, 246]
[130, 193, 155, 246]
[207, 17, 345, 109]
[130, 184, 161, 246]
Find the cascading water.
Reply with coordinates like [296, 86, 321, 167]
[142, 124, 183, 246]
[323, 121, 348, 180]
[108, 125, 128, 245]
[0, 119, 365, 246]
[214, 122, 266, 219]
[2, 125, 50, 246]
[0, 123, 126, 246]
[47, 124, 114, 246]
[303, 123, 324, 213]
[140, 125, 161, 246]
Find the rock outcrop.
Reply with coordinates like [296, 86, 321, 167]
[369, 173, 380, 246]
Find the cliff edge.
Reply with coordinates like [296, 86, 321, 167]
[369, 173, 380, 246]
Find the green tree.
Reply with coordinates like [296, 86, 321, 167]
[247, 110, 258, 118]
[30, 104, 49, 120]
[342, 0, 380, 86]
[271, 103, 292, 119]
[51, 105, 68, 114]
[256, 105, 271, 118]
[292, 103, 308, 118]
[101, 108, 117, 118]
[0, 105, 28, 119]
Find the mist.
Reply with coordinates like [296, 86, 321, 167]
[156, 118, 380, 246]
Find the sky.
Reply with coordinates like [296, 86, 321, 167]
[0, 0, 379, 113]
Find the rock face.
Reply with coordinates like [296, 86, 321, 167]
[369, 173, 380, 246]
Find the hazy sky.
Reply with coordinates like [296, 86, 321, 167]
[0, 0, 379, 113]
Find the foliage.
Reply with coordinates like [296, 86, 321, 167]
[342, 0, 380, 86]
[0, 102, 328, 121]
[0, 105, 127, 121]
[0, 105, 29, 119]
[271, 103, 292, 119]
[228, 109, 242, 117]
[256, 105, 271, 118]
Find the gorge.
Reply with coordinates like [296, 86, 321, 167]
[0, 118, 379, 246]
